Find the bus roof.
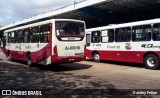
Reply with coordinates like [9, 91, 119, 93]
[4, 19, 84, 33]
[86, 18, 160, 32]
[4, 20, 51, 33]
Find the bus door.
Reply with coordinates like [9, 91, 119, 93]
[2, 36, 7, 56]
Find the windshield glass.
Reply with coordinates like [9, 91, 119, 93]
[55, 21, 85, 41]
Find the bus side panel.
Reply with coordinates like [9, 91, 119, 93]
[6, 43, 51, 63]
[2, 47, 8, 57]
[32, 43, 51, 63]
[10, 50, 27, 61]
[86, 49, 145, 63]
[86, 49, 93, 59]
[12, 51, 20, 60]
[100, 51, 144, 63]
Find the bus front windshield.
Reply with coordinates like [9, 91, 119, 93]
[55, 21, 85, 41]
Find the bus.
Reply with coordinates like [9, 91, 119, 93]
[0, 38, 2, 50]
[86, 18, 160, 70]
[0, 38, 2, 49]
[2, 19, 86, 66]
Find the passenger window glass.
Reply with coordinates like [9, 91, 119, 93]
[31, 27, 39, 43]
[8, 32, 11, 43]
[101, 29, 114, 43]
[8, 32, 17, 43]
[17, 30, 23, 43]
[116, 27, 131, 42]
[23, 29, 30, 43]
[91, 31, 101, 43]
[40, 25, 50, 43]
[153, 24, 160, 41]
[10, 32, 16, 43]
[132, 25, 151, 41]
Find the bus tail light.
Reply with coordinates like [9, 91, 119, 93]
[54, 45, 58, 57]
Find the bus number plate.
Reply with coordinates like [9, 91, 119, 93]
[68, 38, 75, 40]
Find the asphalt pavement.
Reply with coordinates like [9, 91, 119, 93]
[0, 50, 160, 97]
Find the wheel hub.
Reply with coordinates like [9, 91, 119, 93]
[147, 57, 156, 67]
[95, 54, 99, 60]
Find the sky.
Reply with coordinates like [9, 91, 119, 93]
[0, 0, 83, 26]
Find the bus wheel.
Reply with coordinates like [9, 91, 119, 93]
[93, 53, 100, 62]
[27, 54, 33, 67]
[8, 53, 12, 61]
[144, 54, 159, 70]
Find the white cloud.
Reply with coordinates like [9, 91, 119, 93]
[0, 0, 83, 26]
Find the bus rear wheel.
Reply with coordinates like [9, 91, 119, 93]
[93, 53, 100, 62]
[144, 54, 159, 70]
[8, 53, 12, 61]
[27, 54, 33, 67]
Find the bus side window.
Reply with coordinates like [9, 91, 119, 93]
[108, 29, 114, 42]
[13, 32, 16, 43]
[23, 29, 30, 43]
[31, 27, 39, 43]
[91, 31, 101, 43]
[8, 32, 11, 43]
[40, 24, 50, 43]
[8, 32, 16, 43]
[17, 30, 23, 43]
[132, 25, 151, 41]
[153, 24, 160, 41]
[101, 29, 114, 43]
[115, 27, 131, 42]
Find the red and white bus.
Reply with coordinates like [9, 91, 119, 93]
[2, 19, 86, 66]
[0, 38, 2, 50]
[86, 18, 160, 70]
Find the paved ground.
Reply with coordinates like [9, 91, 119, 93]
[64, 61, 160, 89]
[0, 50, 160, 97]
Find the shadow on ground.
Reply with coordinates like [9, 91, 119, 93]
[6, 59, 93, 72]
[36, 63, 92, 72]
[0, 62, 153, 98]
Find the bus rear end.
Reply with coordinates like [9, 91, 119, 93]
[51, 19, 86, 64]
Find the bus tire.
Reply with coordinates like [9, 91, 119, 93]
[8, 53, 12, 61]
[27, 54, 33, 67]
[144, 54, 159, 70]
[93, 53, 100, 62]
